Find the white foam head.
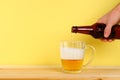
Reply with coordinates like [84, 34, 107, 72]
[60, 47, 84, 60]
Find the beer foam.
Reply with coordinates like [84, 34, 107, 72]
[60, 47, 84, 60]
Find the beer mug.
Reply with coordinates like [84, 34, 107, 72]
[60, 41, 95, 73]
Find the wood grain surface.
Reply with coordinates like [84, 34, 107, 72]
[0, 66, 120, 80]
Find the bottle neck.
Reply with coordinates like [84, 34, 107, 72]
[72, 26, 93, 34]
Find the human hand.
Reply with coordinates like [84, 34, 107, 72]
[97, 3, 120, 42]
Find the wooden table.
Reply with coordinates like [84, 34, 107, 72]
[0, 66, 120, 80]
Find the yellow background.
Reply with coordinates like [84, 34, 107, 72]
[0, 0, 120, 66]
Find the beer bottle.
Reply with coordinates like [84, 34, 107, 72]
[72, 23, 120, 39]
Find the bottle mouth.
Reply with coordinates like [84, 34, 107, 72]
[71, 26, 77, 33]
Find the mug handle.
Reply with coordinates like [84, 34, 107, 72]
[83, 44, 95, 67]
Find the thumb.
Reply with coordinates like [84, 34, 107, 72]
[104, 24, 112, 38]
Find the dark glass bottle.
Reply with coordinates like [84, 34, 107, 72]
[72, 23, 120, 39]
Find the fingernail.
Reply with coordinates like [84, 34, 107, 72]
[104, 33, 109, 38]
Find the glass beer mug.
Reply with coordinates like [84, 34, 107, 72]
[60, 41, 95, 73]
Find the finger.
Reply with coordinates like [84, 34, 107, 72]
[100, 38, 114, 42]
[100, 39, 108, 42]
[104, 24, 112, 38]
[108, 39, 114, 42]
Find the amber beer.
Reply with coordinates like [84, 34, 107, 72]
[60, 41, 95, 73]
[60, 47, 84, 73]
[61, 59, 83, 71]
